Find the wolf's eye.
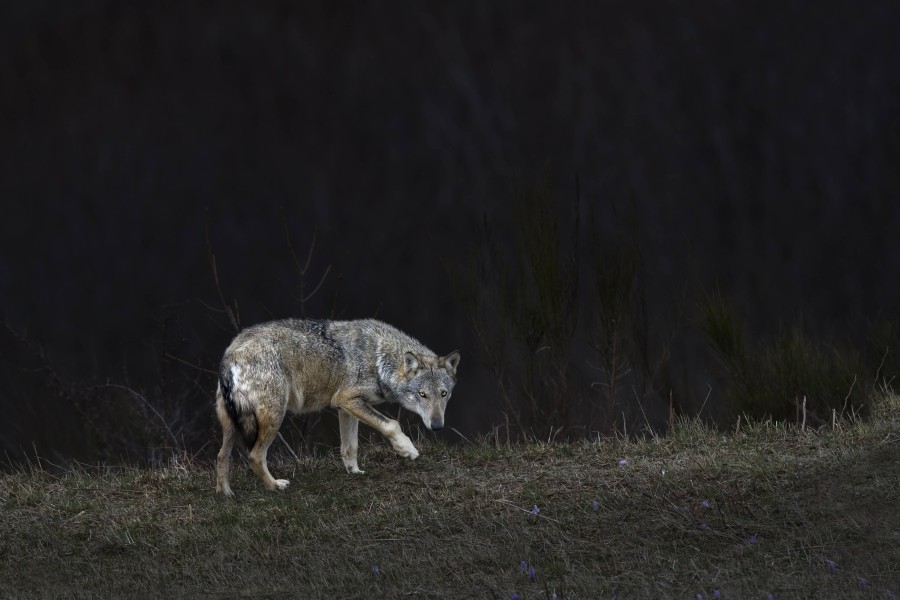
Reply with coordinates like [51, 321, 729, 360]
[418, 391, 427, 398]
[440, 390, 447, 397]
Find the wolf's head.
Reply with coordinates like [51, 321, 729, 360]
[397, 351, 460, 431]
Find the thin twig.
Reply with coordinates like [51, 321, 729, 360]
[801, 396, 807, 431]
[301, 265, 332, 303]
[697, 384, 712, 417]
[284, 219, 317, 279]
[278, 433, 302, 464]
[195, 298, 231, 315]
[632, 386, 654, 436]
[841, 373, 858, 418]
[205, 216, 240, 333]
[283, 220, 332, 314]
[874, 346, 889, 385]
[449, 427, 474, 445]
[164, 352, 218, 375]
[92, 384, 179, 449]
[668, 389, 674, 429]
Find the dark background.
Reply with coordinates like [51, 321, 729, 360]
[2, 0, 899, 463]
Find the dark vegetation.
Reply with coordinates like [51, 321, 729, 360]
[450, 180, 900, 441]
[4, 186, 900, 465]
[2, 1, 900, 464]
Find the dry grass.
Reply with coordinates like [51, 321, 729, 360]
[2, 396, 899, 599]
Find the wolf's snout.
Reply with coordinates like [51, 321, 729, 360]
[429, 419, 444, 431]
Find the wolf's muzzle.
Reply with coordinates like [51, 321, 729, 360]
[429, 419, 444, 431]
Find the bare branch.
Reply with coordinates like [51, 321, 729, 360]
[164, 353, 218, 375]
[300, 264, 333, 303]
[204, 215, 240, 333]
[91, 384, 180, 449]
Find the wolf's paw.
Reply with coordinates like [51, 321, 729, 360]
[343, 456, 366, 474]
[216, 484, 234, 497]
[392, 435, 420, 460]
[272, 479, 290, 491]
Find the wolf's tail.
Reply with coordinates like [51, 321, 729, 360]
[219, 364, 259, 448]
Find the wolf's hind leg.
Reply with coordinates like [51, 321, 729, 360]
[338, 409, 364, 474]
[215, 394, 236, 496]
[248, 397, 290, 491]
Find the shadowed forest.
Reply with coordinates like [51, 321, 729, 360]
[2, 1, 900, 464]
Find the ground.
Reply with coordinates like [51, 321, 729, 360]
[2, 399, 899, 599]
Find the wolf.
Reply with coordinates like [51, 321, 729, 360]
[214, 318, 460, 496]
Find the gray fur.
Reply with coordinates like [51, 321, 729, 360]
[214, 318, 460, 495]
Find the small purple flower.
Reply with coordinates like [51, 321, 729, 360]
[550, 593, 558, 600]
[618, 458, 628, 467]
[826, 559, 836, 574]
[372, 564, 381, 575]
[531, 504, 540, 516]
[767, 594, 774, 600]
[859, 578, 868, 591]
[713, 589, 721, 599]
[698, 522, 709, 530]
[520, 560, 528, 572]
[696, 594, 703, 600]
[592, 498, 600, 511]
[747, 533, 758, 544]
[701, 499, 711, 509]
[528, 565, 536, 581]
[512, 594, 520, 600]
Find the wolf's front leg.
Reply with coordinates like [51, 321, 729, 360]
[338, 409, 365, 474]
[334, 392, 419, 462]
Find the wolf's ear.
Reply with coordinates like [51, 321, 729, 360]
[441, 351, 461, 378]
[403, 352, 420, 373]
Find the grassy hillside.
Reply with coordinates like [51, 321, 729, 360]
[2, 397, 899, 599]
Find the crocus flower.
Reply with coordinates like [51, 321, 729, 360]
[592, 499, 600, 511]
[713, 589, 721, 599]
[859, 578, 868, 591]
[747, 533, 758, 544]
[520, 560, 528, 572]
[826, 560, 836, 574]
[531, 505, 540, 516]
[701, 499, 710, 509]
[528, 565, 536, 581]
[372, 565, 381, 575]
